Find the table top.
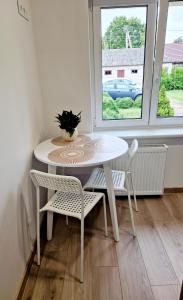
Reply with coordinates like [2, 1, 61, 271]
[34, 133, 128, 168]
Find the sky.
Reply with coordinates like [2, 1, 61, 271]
[101, 3, 183, 43]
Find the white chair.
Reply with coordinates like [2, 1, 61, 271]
[83, 139, 138, 236]
[30, 170, 108, 283]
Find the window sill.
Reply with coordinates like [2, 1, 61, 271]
[93, 126, 183, 139]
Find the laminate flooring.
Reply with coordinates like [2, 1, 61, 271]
[21, 193, 183, 300]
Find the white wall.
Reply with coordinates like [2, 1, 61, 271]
[164, 144, 183, 187]
[31, 0, 93, 138]
[0, 1, 44, 299]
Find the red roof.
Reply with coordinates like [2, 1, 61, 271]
[164, 43, 183, 63]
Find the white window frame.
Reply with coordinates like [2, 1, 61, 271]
[92, 0, 157, 128]
[150, 0, 183, 125]
[91, 0, 183, 129]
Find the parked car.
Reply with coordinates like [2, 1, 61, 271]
[103, 79, 142, 100]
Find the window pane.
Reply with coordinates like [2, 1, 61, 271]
[101, 7, 147, 120]
[157, 1, 183, 118]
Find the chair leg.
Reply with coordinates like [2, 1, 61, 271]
[47, 211, 53, 240]
[127, 179, 136, 237]
[80, 218, 84, 283]
[103, 195, 108, 237]
[66, 215, 69, 225]
[37, 211, 40, 265]
[130, 173, 138, 212]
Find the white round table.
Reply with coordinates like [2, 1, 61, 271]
[34, 133, 128, 241]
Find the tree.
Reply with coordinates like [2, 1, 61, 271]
[157, 85, 174, 117]
[103, 16, 145, 49]
[174, 36, 183, 44]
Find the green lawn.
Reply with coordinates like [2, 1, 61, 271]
[118, 107, 141, 118]
[166, 90, 183, 104]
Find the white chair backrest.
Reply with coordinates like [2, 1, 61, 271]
[126, 139, 138, 171]
[30, 170, 83, 194]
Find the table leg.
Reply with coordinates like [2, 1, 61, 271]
[47, 164, 56, 240]
[103, 163, 119, 242]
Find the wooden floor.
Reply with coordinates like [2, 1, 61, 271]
[21, 193, 183, 300]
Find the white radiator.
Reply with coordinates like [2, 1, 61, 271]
[110, 144, 168, 196]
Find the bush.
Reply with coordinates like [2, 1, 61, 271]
[102, 95, 120, 119]
[161, 68, 173, 90]
[115, 98, 133, 109]
[157, 85, 174, 117]
[133, 96, 142, 108]
[103, 92, 113, 101]
[161, 67, 183, 90]
[170, 68, 183, 89]
[102, 97, 119, 113]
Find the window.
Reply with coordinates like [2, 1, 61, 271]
[105, 70, 112, 75]
[101, 5, 148, 122]
[131, 69, 138, 74]
[150, 1, 183, 125]
[92, 0, 183, 128]
[93, 0, 156, 127]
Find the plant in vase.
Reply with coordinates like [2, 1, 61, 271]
[56, 110, 81, 141]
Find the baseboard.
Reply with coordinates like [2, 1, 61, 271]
[164, 187, 183, 193]
[17, 241, 37, 300]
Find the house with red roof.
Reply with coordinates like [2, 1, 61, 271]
[102, 43, 183, 85]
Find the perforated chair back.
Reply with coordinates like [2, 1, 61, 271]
[30, 170, 83, 194]
[126, 139, 138, 172]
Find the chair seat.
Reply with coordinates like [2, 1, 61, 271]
[40, 190, 104, 219]
[84, 168, 126, 191]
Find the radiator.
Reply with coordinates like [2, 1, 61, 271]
[110, 144, 168, 196]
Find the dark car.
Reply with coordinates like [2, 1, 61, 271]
[103, 79, 142, 100]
